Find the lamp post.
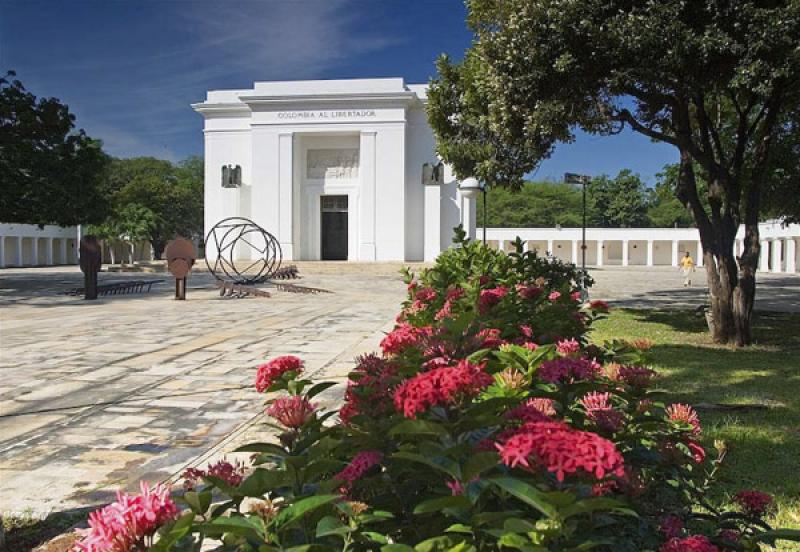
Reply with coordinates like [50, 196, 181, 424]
[564, 172, 591, 297]
[458, 177, 485, 242]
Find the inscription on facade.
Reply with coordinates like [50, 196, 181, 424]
[277, 110, 377, 120]
[307, 148, 359, 179]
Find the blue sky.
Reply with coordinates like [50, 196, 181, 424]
[1, 0, 676, 183]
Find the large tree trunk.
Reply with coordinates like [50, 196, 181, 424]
[733, 226, 759, 346]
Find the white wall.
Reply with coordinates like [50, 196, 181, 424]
[0, 224, 78, 268]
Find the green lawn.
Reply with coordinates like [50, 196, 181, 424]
[592, 309, 800, 539]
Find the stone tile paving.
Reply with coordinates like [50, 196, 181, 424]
[1, 262, 797, 518]
[0, 264, 407, 515]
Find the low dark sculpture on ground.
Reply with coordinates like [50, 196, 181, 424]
[79, 236, 102, 300]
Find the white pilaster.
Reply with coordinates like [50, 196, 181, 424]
[547, 239, 554, 256]
[771, 239, 783, 273]
[423, 182, 441, 262]
[622, 240, 629, 266]
[0, 237, 4, 268]
[759, 240, 770, 272]
[696, 241, 704, 267]
[16, 237, 22, 266]
[786, 239, 797, 273]
[646, 240, 654, 267]
[60, 239, 68, 265]
[277, 132, 294, 260]
[31, 238, 38, 266]
[671, 240, 679, 267]
[460, 193, 477, 241]
[571, 240, 578, 264]
[45, 237, 53, 265]
[596, 240, 604, 266]
[360, 131, 377, 261]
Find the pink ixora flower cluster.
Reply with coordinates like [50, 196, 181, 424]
[478, 286, 508, 314]
[515, 283, 543, 300]
[610, 364, 658, 388]
[267, 395, 316, 429]
[334, 450, 383, 491]
[73, 482, 179, 552]
[660, 535, 720, 552]
[666, 403, 702, 435]
[538, 357, 602, 384]
[505, 398, 557, 424]
[339, 354, 397, 425]
[393, 360, 493, 418]
[734, 490, 774, 517]
[496, 421, 625, 482]
[380, 324, 433, 356]
[580, 392, 624, 432]
[255, 355, 304, 392]
[556, 338, 581, 355]
[182, 458, 246, 491]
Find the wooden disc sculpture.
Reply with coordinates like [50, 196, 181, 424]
[165, 237, 197, 300]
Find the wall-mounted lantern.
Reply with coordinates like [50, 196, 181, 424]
[422, 161, 445, 186]
[222, 164, 242, 188]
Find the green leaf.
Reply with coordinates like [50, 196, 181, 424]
[751, 529, 800, 543]
[183, 490, 211, 515]
[444, 523, 474, 534]
[414, 535, 466, 552]
[362, 531, 390, 544]
[560, 497, 637, 519]
[306, 381, 339, 399]
[235, 442, 287, 456]
[315, 515, 349, 538]
[413, 495, 472, 514]
[389, 419, 448, 437]
[489, 477, 558, 519]
[393, 451, 461, 479]
[462, 452, 500, 481]
[238, 468, 290, 497]
[205, 515, 264, 541]
[382, 545, 415, 552]
[150, 512, 195, 552]
[274, 494, 341, 529]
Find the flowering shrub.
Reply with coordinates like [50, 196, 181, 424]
[76, 237, 799, 551]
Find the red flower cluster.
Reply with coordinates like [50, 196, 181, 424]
[588, 299, 610, 311]
[255, 356, 303, 392]
[182, 458, 246, 491]
[380, 324, 433, 356]
[415, 287, 437, 303]
[393, 360, 493, 418]
[334, 450, 383, 490]
[734, 490, 774, 517]
[659, 535, 719, 552]
[267, 395, 316, 429]
[659, 515, 684, 538]
[580, 392, 624, 432]
[478, 286, 508, 314]
[515, 284, 543, 300]
[538, 357, 602, 384]
[666, 403, 701, 435]
[556, 338, 581, 355]
[339, 354, 397, 425]
[476, 327, 506, 349]
[73, 482, 179, 552]
[506, 398, 556, 424]
[614, 365, 658, 387]
[496, 421, 625, 482]
[548, 291, 562, 302]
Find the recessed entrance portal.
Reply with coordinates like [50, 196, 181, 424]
[321, 195, 348, 260]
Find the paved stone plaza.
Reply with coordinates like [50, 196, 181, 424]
[0, 263, 797, 517]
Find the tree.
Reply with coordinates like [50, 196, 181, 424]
[587, 170, 649, 228]
[477, 181, 584, 227]
[105, 157, 203, 258]
[0, 71, 110, 226]
[428, 0, 800, 345]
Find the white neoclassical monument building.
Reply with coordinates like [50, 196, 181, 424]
[192, 78, 465, 263]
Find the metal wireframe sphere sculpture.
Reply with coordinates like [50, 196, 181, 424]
[204, 217, 282, 284]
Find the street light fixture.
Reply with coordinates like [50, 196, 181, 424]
[458, 177, 487, 243]
[564, 172, 591, 298]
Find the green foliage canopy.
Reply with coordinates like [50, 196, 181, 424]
[0, 71, 110, 226]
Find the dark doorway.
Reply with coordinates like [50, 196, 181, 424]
[321, 195, 348, 260]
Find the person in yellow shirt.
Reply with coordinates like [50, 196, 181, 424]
[679, 251, 695, 286]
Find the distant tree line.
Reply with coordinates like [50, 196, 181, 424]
[1, 71, 203, 260]
[477, 168, 703, 228]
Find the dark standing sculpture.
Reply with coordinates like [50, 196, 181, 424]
[165, 237, 197, 300]
[79, 236, 102, 300]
